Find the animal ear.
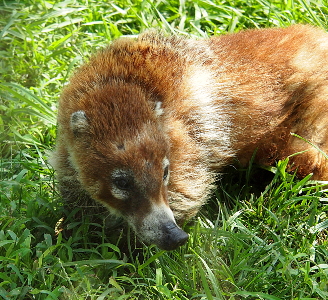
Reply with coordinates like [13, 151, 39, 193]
[70, 110, 89, 137]
[154, 101, 164, 116]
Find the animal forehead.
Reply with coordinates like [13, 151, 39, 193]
[114, 156, 169, 175]
[143, 156, 169, 170]
[125, 147, 169, 172]
[90, 123, 169, 165]
[89, 82, 151, 112]
[78, 84, 155, 130]
[117, 125, 169, 155]
[130, 141, 169, 168]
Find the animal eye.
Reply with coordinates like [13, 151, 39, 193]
[163, 165, 169, 181]
[113, 177, 131, 190]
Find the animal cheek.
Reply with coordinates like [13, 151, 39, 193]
[92, 184, 128, 214]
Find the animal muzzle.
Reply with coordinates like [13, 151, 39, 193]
[132, 203, 189, 250]
[158, 222, 189, 251]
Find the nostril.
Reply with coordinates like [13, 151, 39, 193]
[176, 230, 189, 246]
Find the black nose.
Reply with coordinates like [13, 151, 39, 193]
[160, 222, 189, 251]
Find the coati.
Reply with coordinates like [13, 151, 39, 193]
[50, 25, 328, 250]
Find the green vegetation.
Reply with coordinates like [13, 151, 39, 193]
[1, 0, 327, 299]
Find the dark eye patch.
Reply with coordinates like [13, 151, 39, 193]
[113, 177, 131, 190]
[111, 169, 134, 191]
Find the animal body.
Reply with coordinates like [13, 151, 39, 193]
[51, 25, 328, 250]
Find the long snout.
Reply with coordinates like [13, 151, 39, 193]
[130, 203, 189, 250]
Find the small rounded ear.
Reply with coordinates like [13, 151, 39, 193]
[70, 110, 89, 137]
[154, 101, 164, 117]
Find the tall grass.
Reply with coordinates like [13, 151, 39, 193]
[1, 0, 328, 299]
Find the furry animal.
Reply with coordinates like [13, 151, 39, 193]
[51, 25, 328, 250]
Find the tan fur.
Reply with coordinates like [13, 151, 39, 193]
[51, 25, 328, 249]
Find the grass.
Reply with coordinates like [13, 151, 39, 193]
[1, 0, 328, 299]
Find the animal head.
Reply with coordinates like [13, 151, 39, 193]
[62, 81, 188, 250]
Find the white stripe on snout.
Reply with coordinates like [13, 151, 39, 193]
[148, 202, 176, 224]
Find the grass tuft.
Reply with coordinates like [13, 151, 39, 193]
[1, 0, 328, 299]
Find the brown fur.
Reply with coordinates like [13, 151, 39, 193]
[51, 25, 328, 249]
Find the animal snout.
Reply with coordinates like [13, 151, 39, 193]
[160, 222, 189, 251]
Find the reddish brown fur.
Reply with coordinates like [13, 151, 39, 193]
[209, 26, 328, 177]
[51, 25, 328, 249]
